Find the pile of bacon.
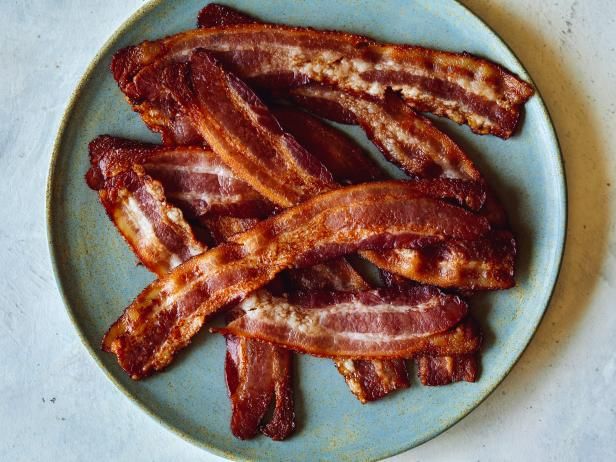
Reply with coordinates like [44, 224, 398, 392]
[87, 4, 533, 441]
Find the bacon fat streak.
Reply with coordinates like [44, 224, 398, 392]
[215, 288, 480, 359]
[102, 181, 489, 379]
[114, 12, 533, 138]
[89, 131, 408, 403]
[149, 49, 511, 290]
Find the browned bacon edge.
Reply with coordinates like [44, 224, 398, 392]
[368, 230, 516, 291]
[381, 271, 478, 384]
[416, 354, 478, 385]
[197, 3, 259, 29]
[102, 180, 490, 379]
[114, 6, 532, 138]
[214, 288, 480, 359]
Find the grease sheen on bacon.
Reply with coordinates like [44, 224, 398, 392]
[113, 17, 533, 138]
[214, 288, 480, 359]
[102, 181, 490, 379]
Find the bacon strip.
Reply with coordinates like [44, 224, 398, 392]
[88, 136, 297, 438]
[114, 13, 533, 138]
[272, 106, 386, 185]
[368, 230, 515, 290]
[334, 358, 410, 403]
[151, 49, 509, 291]
[88, 135, 275, 219]
[416, 354, 478, 385]
[214, 288, 480, 359]
[87, 165, 205, 275]
[141, 53, 336, 208]
[88, 130, 404, 403]
[224, 332, 294, 440]
[289, 85, 481, 183]
[102, 180, 490, 379]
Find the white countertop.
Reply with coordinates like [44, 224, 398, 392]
[1, 1, 615, 460]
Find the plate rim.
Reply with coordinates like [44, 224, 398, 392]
[46, 1, 568, 460]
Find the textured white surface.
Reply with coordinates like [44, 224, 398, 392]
[1, 1, 615, 460]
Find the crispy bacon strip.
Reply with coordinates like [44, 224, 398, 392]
[88, 130, 401, 403]
[153, 50, 510, 290]
[224, 331, 294, 440]
[290, 85, 480, 182]
[214, 288, 480, 359]
[368, 230, 515, 290]
[87, 164, 205, 275]
[141, 53, 336, 208]
[102, 181, 490, 379]
[114, 11, 533, 138]
[416, 354, 478, 385]
[88, 135, 275, 219]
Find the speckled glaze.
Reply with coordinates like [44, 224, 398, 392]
[46, 1, 566, 461]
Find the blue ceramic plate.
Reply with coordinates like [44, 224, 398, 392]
[47, 1, 566, 460]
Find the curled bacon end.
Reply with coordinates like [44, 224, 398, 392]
[336, 359, 410, 403]
[214, 287, 472, 359]
[416, 354, 478, 385]
[225, 333, 295, 440]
